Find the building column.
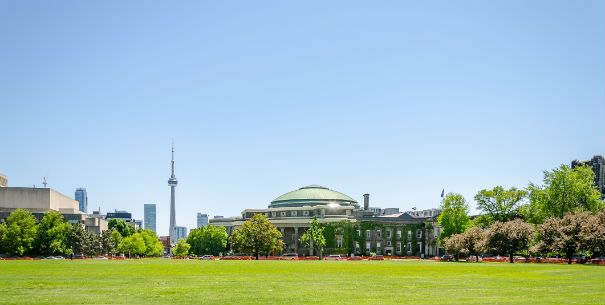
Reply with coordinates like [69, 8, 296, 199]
[294, 227, 299, 253]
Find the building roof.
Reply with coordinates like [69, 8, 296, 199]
[269, 185, 359, 208]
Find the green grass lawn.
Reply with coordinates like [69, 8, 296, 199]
[0, 259, 603, 305]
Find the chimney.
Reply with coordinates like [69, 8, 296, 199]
[363, 194, 369, 210]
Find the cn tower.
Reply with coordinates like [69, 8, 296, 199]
[168, 144, 178, 245]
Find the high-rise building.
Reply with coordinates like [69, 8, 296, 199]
[106, 210, 132, 221]
[74, 188, 88, 213]
[144, 204, 157, 232]
[168, 144, 178, 244]
[572, 155, 605, 196]
[197, 213, 208, 228]
[174, 226, 187, 242]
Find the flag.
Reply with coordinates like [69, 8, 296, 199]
[441, 189, 444, 198]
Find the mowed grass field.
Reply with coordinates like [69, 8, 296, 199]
[0, 259, 603, 305]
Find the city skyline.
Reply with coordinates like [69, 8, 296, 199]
[1, 1, 604, 236]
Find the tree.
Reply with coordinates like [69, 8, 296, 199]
[100, 230, 120, 255]
[299, 217, 326, 258]
[108, 219, 135, 237]
[35, 211, 73, 256]
[536, 212, 591, 264]
[110, 229, 123, 255]
[444, 233, 464, 261]
[438, 193, 470, 241]
[444, 227, 486, 262]
[579, 211, 605, 257]
[120, 233, 146, 257]
[70, 224, 100, 257]
[485, 219, 534, 263]
[187, 226, 228, 256]
[474, 186, 527, 224]
[139, 229, 164, 257]
[172, 238, 191, 257]
[0, 209, 38, 256]
[460, 227, 487, 262]
[526, 165, 603, 223]
[230, 214, 284, 260]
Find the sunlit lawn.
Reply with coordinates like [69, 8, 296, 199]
[0, 259, 603, 304]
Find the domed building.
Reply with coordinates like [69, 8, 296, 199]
[210, 184, 443, 257]
[269, 185, 359, 209]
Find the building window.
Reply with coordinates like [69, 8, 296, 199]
[397, 242, 402, 253]
[407, 242, 412, 253]
[280, 211, 287, 217]
[365, 242, 371, 253]
[386, 230, 391, 239]
[356, 230, 361, 237]
[302, 210, 309, 216]
[417, 230, 422, 238]
[376, 242, 381, 253]
[397, 230, 401, 239]
[407, 230, 412, 240]
[355, 242, 360, 253]
[366, 230, 371, 239]
[376, 230, 382, 239]
[271, 212, 276, 217]
[386, 241, 392, 247]
[337, 236, 343, 248]
[291, 211, 297, 217]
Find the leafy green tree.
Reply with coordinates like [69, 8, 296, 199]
[299, 217, 326, 258]
[108, 219, 135, 237]
[485, 219, 533, 263]
[120, 233, 146, 257]
[172, 238, 191, 257]
[474, 186, 527, 224]
[525, 165, 603, 223]
[187, 226, 228, 256]
[110, 229, 123, 255]
[230, 214, 284, 260]
[100, 229, 120, 255]
[438, 193, 470, 241]
[139, 229, 164, 257]
[70, 224, 100, 256]
[35, 211, 73, 256]
[0, 209, 38, 256]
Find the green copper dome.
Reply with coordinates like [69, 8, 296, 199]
[270, 185, 359, 208]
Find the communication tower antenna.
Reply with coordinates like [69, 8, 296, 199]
[42, 177, 48, 188]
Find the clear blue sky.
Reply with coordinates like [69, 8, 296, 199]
[1, 1, 604, 236]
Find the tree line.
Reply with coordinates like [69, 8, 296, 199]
[439, 164, 605, 263]
[0, 210, 164, 258]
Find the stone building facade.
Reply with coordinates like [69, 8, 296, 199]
[210, 185, 443, 257]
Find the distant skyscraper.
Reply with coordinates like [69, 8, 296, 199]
[168, 144, 178, 244]
[75, 188, 88, 213]
[174, 226, 187, 242]
[197, 213, 208, 228]
[144, 204, 156, 232]
[572, 155, 605, 197]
